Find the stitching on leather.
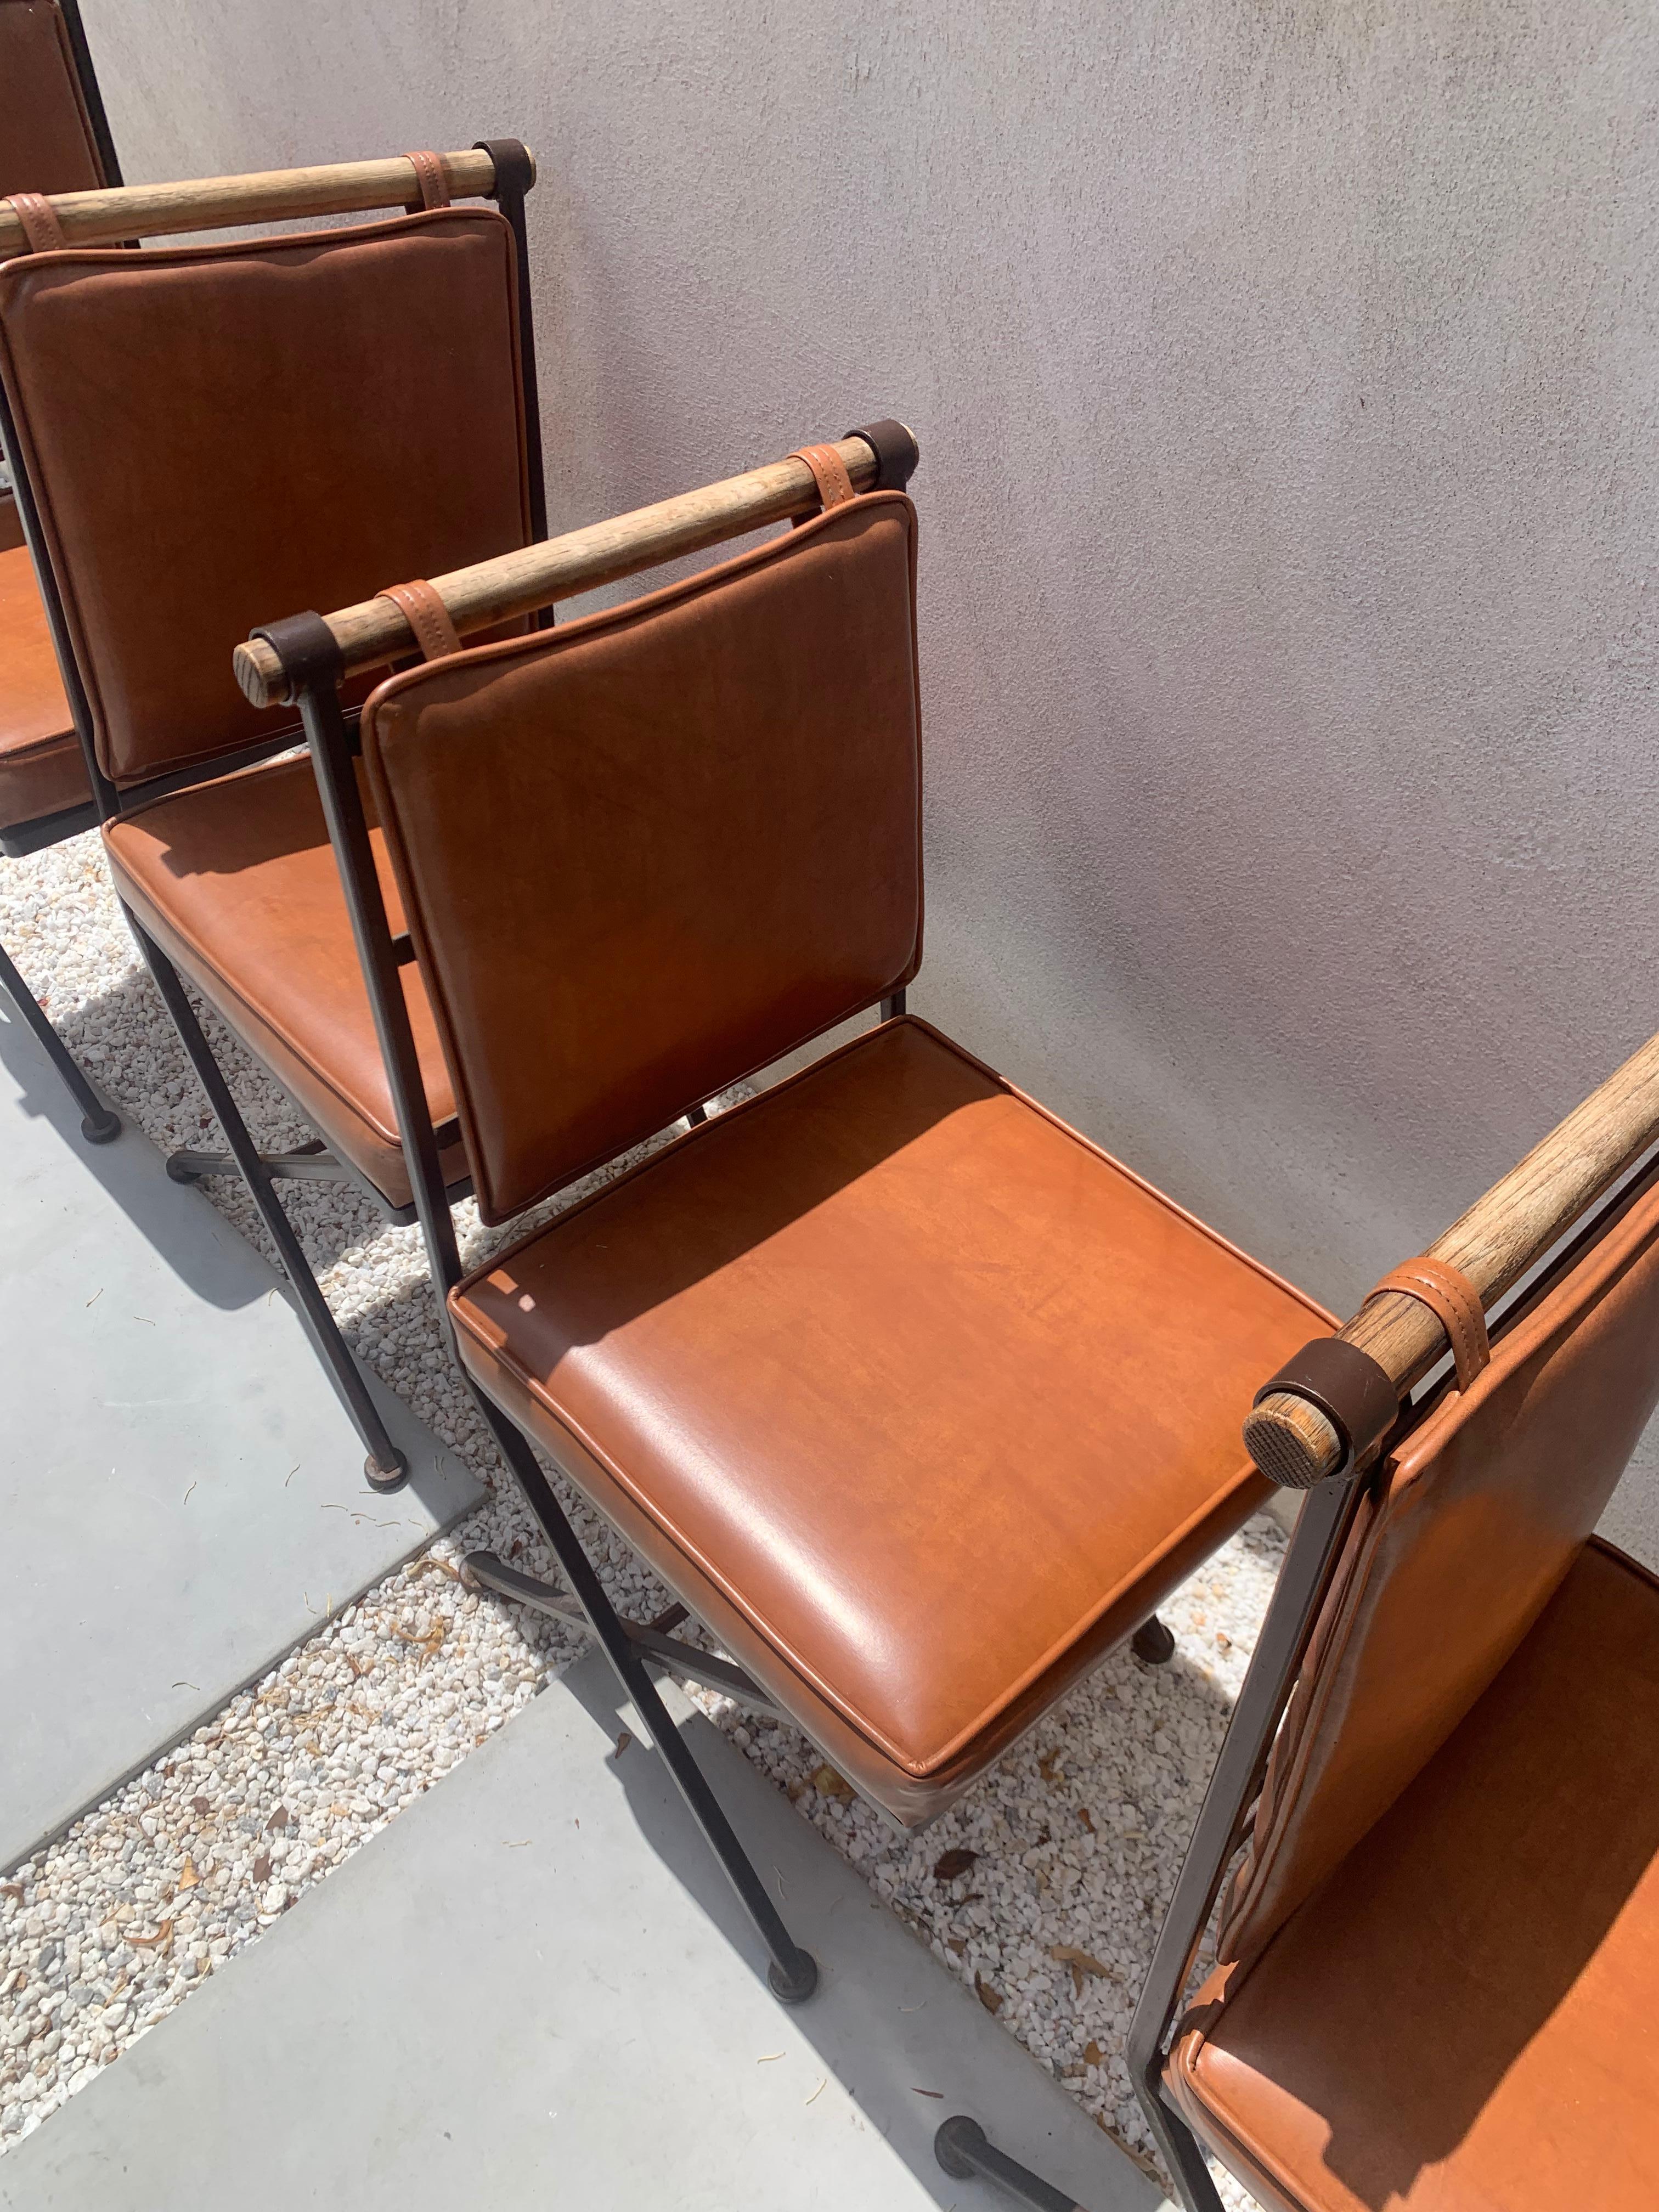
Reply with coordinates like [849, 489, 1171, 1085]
[1369, 1257, 1489, 1389]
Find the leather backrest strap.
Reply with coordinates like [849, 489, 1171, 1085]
[788, 443, 855, 517]
[1366, 1255, 1490, 1391]
[6, 193, 68, 252]
[377, 579, 461, 663]
[402, 150, 452, 211]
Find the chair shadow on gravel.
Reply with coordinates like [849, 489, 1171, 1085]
[559, 1605, 1237, 2212]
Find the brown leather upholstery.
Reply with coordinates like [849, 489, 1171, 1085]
[0, 2, 105, 199]
[0, 539, 87, 831]
[363, 496, 923, 1223]
[448, 1016, 1330, 1825]
[1169, 1541, 1659, 2212]
[0, 207, 531, 787]
[104, 755, 466, 1207]
[1167, 1174, 1659, 2209]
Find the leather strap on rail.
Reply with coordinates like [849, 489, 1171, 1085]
[788, 443, 855, 520]
[402, 150, 452, 211]
[1253, 1336, 1398, 1483]
[5, 194, 67, 252]
[1365, 1255, 1490, 1391]
[376, 579, 461, 663]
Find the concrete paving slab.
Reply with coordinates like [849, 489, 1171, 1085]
[0, 1650, 1170, 2211]
[0, 995, 482, 1870]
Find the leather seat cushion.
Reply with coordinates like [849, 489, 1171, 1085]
[0, 542, 89, 832]
[449, 1016, 1330, 1824]
[1169, 1539, 1659, 2212]
[104, 754, 464, 1207]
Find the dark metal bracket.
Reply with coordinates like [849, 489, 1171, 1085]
[464, 1549, 787, 1719]
[166, 1137, 356, 1188]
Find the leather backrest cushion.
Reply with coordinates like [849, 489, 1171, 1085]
[1220, 1175, 1659, 1970]
[0, 3, 104, 196]
[0, 208, 530, 785]
[363, 494, 923, 1223]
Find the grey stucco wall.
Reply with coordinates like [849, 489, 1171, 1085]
[78, 0, 1659, 1559]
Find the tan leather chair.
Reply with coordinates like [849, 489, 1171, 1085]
[1121, 1172, 1659, 2211]
[0, 0, 120, 1137]
[0, 145, 544, 1481]
[252, 441, 1334, 2001]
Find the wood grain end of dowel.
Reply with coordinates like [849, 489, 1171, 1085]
[233, 638, 293, 709]
[1243, 1391, 1345, 1491]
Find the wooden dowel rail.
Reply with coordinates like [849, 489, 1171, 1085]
[1244, 1026, 1659, 1488]
[0, 148, 516, 258]
[235, 431, 894, 709]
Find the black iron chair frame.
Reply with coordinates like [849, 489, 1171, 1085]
[0, 140, 545, 1489]
[232, 429, 972, 2004]
[0, 0, 122, 1142]
[931, 1135, 1659, 2211]
[242, 426, 1202, 2010]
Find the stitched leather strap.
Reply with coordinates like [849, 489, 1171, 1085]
[402, 150, 452, 211]
[377, 579, 461, 663]
[1365, 1256, 1490, 1391]
[788, 443, 855, 514]
[1252, 1337, 1398, 1483]
[6, 194, 67, 252]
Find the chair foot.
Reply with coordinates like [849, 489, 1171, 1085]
[934, 2117, 1076, 2209]
[80, 1108, 121, 1145]
[165, 1152, 202, 1183]
[1132, 1615, 1176, 1666]
[363, 1451, 409, 1494]
[768, 1950, 820, 2005]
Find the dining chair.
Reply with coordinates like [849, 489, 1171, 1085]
[0, 142, 544, 1485]
[926, 1024, 1659, 2209]
[244, 431, 1336, 2002]
[0, 0, 122, 1138]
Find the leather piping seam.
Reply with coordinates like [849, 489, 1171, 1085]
[363, 495, 923, 1225]
[0, 207, 530, 789]
[1168, 2033, 1317, 2212]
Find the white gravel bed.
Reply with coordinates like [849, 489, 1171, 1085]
[1, 831, 1268, 2206]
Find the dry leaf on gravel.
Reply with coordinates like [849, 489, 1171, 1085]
[126, 1919, 173, 1951]
[253, 1854, 272, 1885]
[810, 1764, 855, 1805]
[1051, 1944, 1111, 1996]
[932, 1847, 979, 1882]
[1037, 1749, 1064, 1785]
[177, 1859, 199, 1891]
[974, 1973, 1004, 2015]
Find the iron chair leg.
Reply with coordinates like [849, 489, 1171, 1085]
[1131, 1615, 1176, 1666]
[479, 1401, 819, 2004]
[130, 918, 408, 1493]
[0, 934, 121, 1143]
[935, 2116, 1094, 2211]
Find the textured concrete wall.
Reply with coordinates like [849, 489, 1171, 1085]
[79, 0, 1659, 1558]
